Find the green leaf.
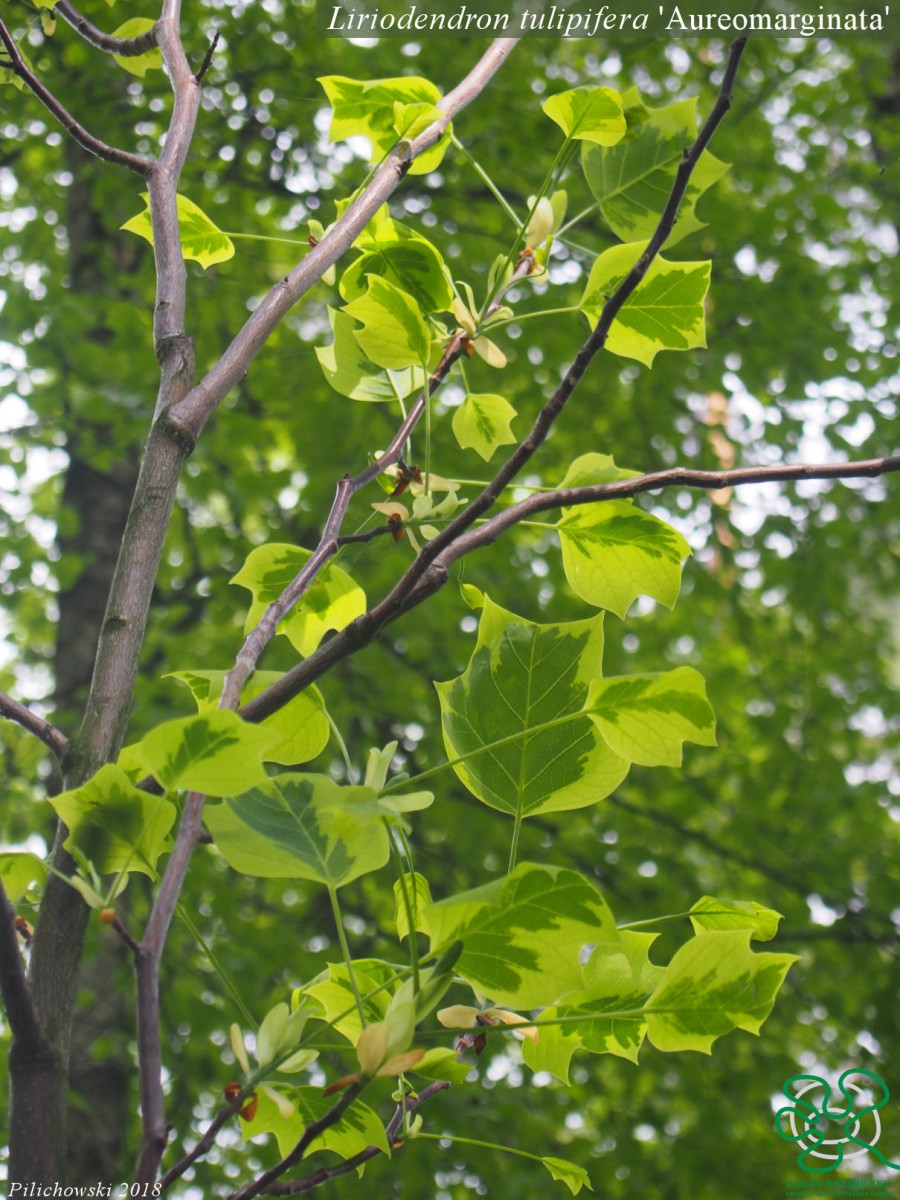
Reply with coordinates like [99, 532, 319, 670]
[49, 764, 176, 877]
[0, 852, 48, 903]
[542, 1156, 594, 1195]
[111, 19, 161, 77]
[318, 73, 449, 173]
[121, 193, 234, 269]
[344, 276, 431, 371]
[543, 86, 625, 146]
[579, 242, 710, 367]
[585, 667, 717, 767]
[231, 543, 366, 658]
[425, 862, 618, 1009]
[690, 896, 784, 942]
[204, 774, 389, 888]
[582, 92, 729, 246]
[557, 501, 690, 618]
[644, 930, 798, 1054]
[394, 871, 433, 940]
[521, 1013, 583, 1085]
[452, 393, 518, 462]
[341, 221, 453, 314]
[138, 711, 276, 794]
[245, 1085, 389, 1161]
[558, 452, 639, 489]
[167, 670, 330, 766]
[410, 1046, 474, 1084]
[316, 307, 425, 402]
[436, 598, 628, 819]
[302, 959, 399, 1044]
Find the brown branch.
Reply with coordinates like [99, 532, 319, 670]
[166, 37, 520, 441]
[55, 1, 159, 55]
[0, 691, 68, 759]
[160, 1085, 253, 1192]
[217, 254, 536, 712]
[263, 1081, 452, 1196]
[0, 877, 50, 1057]
[195, 31, 220, 83]
[227, 1082, 366, 1200]
[239, 449, 899, 726]
[0, 16, 152, 175]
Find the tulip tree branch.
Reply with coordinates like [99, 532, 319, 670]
[0, 878, 50, 1057]
[55, 0, 159, 55]
[0, 691, 68, 759]
[0, 16, 152, 175]
[237, 37, 751, 725]
[228, 1081, 366, 1200]
[240, 451, 900, 725]
[166, 37, 521, 441]
[263, 1081, 453, 1197]
[218, 255, 536, 712]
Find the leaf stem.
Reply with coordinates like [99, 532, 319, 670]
[175, 903, 257, 1029]
[413, 1130, 548, 1166]
[450, 134, 521, 226]
[508, 811, 523, 874]
[389, 833, 420, 992]
[327, 886, 365, 1026]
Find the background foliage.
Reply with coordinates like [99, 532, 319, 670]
[0, 3, 898, 1196]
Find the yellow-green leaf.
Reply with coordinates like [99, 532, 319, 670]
[543, 86, 625, 146]
[111, 19, 161, 77]
[452, 392, 517, 461]
[121, 193, 235, 269]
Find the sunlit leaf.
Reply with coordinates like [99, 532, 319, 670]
[167, 669, 330, 767]
[543, 86, 625, 146]
[49, 764, 176, 877]
[579, 242, 710, 367]
[557, 502, 690, 618]
[542, 1156, 594, 1195]
[426, 862, 618, 1009]
[0, 852, 48, 903]
[436, 598, 629, 819]
[318, 73, 450, 173]
[644, 931, 798, 1053]
[204, 774, 389, 887]
[585, 666, 716, 767]
[452, 392, 517, 462]
[344, 276, 431, 370]
[111, 19, 161, 77]
[582, 90, 729, 246]
[316, 307, 425, 402]
[690, 896, 784, 942]
[138, 711, 276, 794]
[121, 193, 234, 269]
[231, 543, 366, 658]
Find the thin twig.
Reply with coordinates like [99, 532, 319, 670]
[195, 31, 220, 83]
[55, 1, 159, 55]
[218, 255, 535, 712]
[0, 877, 50, 1056]
[263, 1081, 452, 1196]
[238, 449, 899, 725]
[0, 16, 152, 175]
[160, 1085, 252, 1191]
[227, 1082, 365, 1200]
[0, 691, 69, 759]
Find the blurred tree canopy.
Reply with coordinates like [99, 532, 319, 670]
[0, 3, 898, 1197]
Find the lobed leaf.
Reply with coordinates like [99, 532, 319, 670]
[543, 85, 625, 146]
[344, 275, 431, 371]
[121, 193, 234, 269]
[579, 241, 710, 367]
[582, 90, 729, 247]
[585, 666, 716, 767]
[204, 774, 390, 888]
[643, 930, 799, 1054]
[231, 543, 366, 658]
[316, 307, 426, 402]
[111, 19, 161, 77]
[138, 711, 276, 794]
[436, 598, 629, 819]
[425, 862, 618, 1009]
[50, 764, 176, 878]
[452, 392, 518, 462]
[689, 896, 784, 942]
[557, 501, 690, 618]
